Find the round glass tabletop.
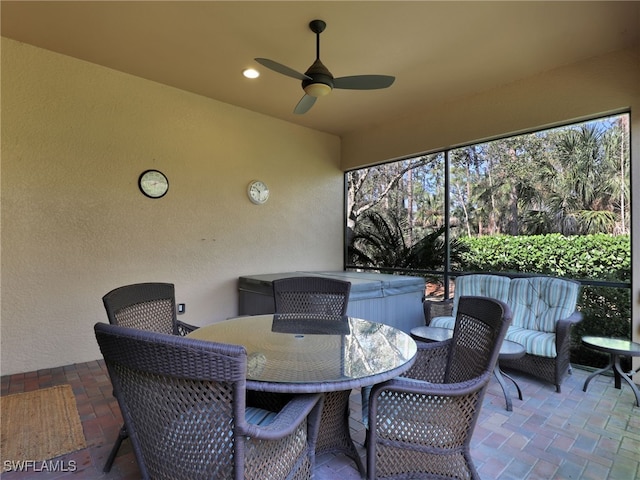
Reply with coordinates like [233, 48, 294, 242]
[582, 336, 640, 356]
[411, 326, 453, 342]
[188, 314, 417, 393]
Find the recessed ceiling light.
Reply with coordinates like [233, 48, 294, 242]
[243, 68, 260, 79]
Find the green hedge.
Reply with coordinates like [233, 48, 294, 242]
[456, 234, 631, 369]
[457, 233, 630, 281]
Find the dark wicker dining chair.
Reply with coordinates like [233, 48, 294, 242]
[366, 295, 512, 480]
[94, 323, 323, 480]
[272, 276, 351, 316]
[102, 282, 197, 336]
[101, 282, 198, 472]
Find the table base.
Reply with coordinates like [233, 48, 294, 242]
[494, 366, 523, 412]
[316, 390, 365, 477]
[582, 354, 640, 407]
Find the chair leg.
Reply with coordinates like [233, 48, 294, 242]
[103, 424, 128, 472]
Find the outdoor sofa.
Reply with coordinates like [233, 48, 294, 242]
[424, 273, 583, 392]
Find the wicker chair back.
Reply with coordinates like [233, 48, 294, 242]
[272, 276, 351, 316]
[446, 295, 511, 383]
[102, 282, 179, 334]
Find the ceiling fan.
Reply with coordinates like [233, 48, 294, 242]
[255, 19, 395, 115]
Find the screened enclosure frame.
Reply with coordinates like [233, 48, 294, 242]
[343, 110, 632, 299]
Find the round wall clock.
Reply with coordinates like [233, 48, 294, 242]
[139, 169, 169, 198]
[247, 180, 270, 205]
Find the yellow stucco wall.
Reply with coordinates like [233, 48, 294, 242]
[1, 38, 343, 375]
[2, 37, 638, 376]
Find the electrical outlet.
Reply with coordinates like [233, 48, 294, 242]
[177, 303, 186, 315]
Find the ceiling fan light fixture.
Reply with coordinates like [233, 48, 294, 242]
[304, 82, 332, 97]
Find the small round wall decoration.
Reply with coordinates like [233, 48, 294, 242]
[139, 169, 169, 198]
[247, 180, 270, 205]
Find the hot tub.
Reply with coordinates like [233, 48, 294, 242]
[238, 271, 425, 333]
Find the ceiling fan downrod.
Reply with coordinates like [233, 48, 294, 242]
[309, 19, 326, 59]
[303, 19, 333, 97]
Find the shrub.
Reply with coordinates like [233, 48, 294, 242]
[457, 234, 630, 281]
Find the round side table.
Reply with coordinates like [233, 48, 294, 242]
[410, 325, 453, 343]
[581, 336, 640, 407]
[410, 326, 525, 411]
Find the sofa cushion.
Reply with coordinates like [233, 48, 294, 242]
[431, 274, 511, 330]
[451, 274, 511, 318]
[505, 326, 557, 358]
[508, 277, 579, 333]
[246, 406, 277, 426]
[430, 315, 456, 329]
[429, 322, 558, 357]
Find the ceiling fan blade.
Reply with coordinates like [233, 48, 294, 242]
[294, 94, 317, 115]
[333, 75, 395, 90]
[255, 58, 311, 81]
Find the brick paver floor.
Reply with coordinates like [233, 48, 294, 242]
[2, 360, 639, 479]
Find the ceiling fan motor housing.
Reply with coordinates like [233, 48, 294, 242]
[303, 58, 334, 97]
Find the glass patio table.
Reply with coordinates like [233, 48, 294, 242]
[188, 314, 417, 476]
[582, 336, 640, 407]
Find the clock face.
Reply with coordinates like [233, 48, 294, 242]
[139, 170, 169, 198]
[247, 180, 269, 204]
